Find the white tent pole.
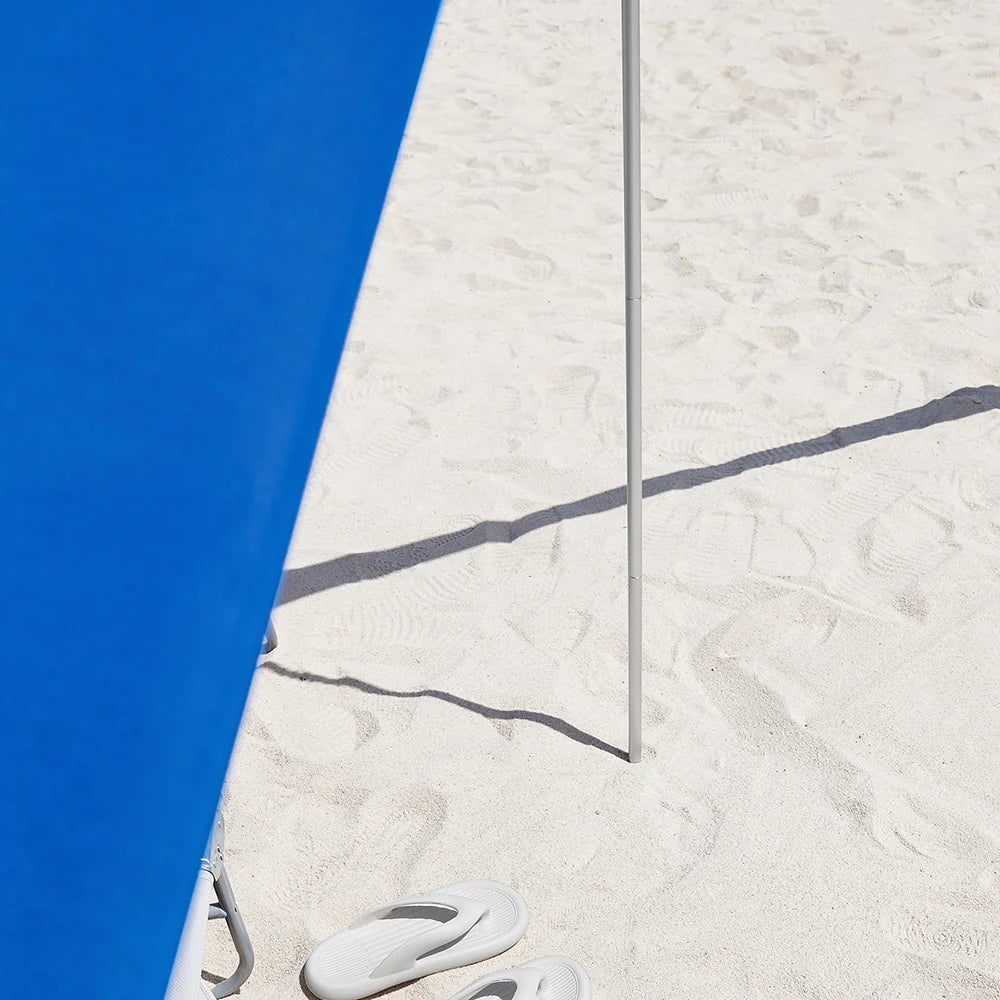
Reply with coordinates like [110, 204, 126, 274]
[622, 0, 642, 763]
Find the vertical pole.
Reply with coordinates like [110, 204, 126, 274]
[622, 0, 642, 763]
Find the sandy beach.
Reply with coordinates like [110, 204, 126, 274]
[206, 0, 1000, 996]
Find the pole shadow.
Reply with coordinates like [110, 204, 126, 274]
[278, 385, 1000, 604]
[259, 661, 629, 762]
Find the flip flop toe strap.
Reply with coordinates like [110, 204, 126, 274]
[351, 893, 489, 980]
[474, 967, 547, 1000]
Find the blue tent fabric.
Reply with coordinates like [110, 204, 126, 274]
[0, 3, 441, 996]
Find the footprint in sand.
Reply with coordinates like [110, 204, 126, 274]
[254, 677, 379, 765]
[659, 400, 743, 430]
[345, 785, 448, 890]
[859, 499, 959, 581]
[325, 400, 430, 474]
[401, 519, 491, 612]
[751, 519, 816, 578]
[757, 325, 801, 350]
[545, 364, 601, 417]
[796, 468, 909, 551]
[797, 193, 820, 217]
[330, 371, 397, 406]
[493, 236, 557, 281]
[883, 902, 998, 975]
[334, 588, 443, 655]
[770, 296, 844, 319]
[673, 511, 756, 590]
[685, 185, 769, 213]
[677, 132, 736, 158]
[301, 786, 448, 944]
[773, 45, 820, 67]
[653, 401, 747, 461]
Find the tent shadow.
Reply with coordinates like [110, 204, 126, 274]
[278, 385, 1000, 605]
[258, 661, 629, 762]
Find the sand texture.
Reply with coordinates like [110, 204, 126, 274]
[205, 0, 1000, 996]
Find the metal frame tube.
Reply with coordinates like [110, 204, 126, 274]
[211, 864, 255, 998]
[622, 0, 642, 763]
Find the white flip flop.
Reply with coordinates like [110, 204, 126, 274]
[447, 956, 591, 1000]
[303, 880, 529, 1000]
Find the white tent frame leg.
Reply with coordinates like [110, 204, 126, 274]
[622, 0, 642, 763]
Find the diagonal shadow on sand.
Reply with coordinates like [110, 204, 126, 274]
[258, 661, 630, 761]
[279, 385, 1000, 606]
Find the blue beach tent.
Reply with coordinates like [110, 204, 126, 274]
[0, 3, 441, 996]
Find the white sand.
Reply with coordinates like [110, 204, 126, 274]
[206, 1, 1000, 996]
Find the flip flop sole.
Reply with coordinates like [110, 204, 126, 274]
[304, 880, 529, 1000]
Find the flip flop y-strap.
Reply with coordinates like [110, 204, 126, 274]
[490, 967, 547, 1000]
[350, 892, 489, 979]
[456, 966, 548, 1000]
